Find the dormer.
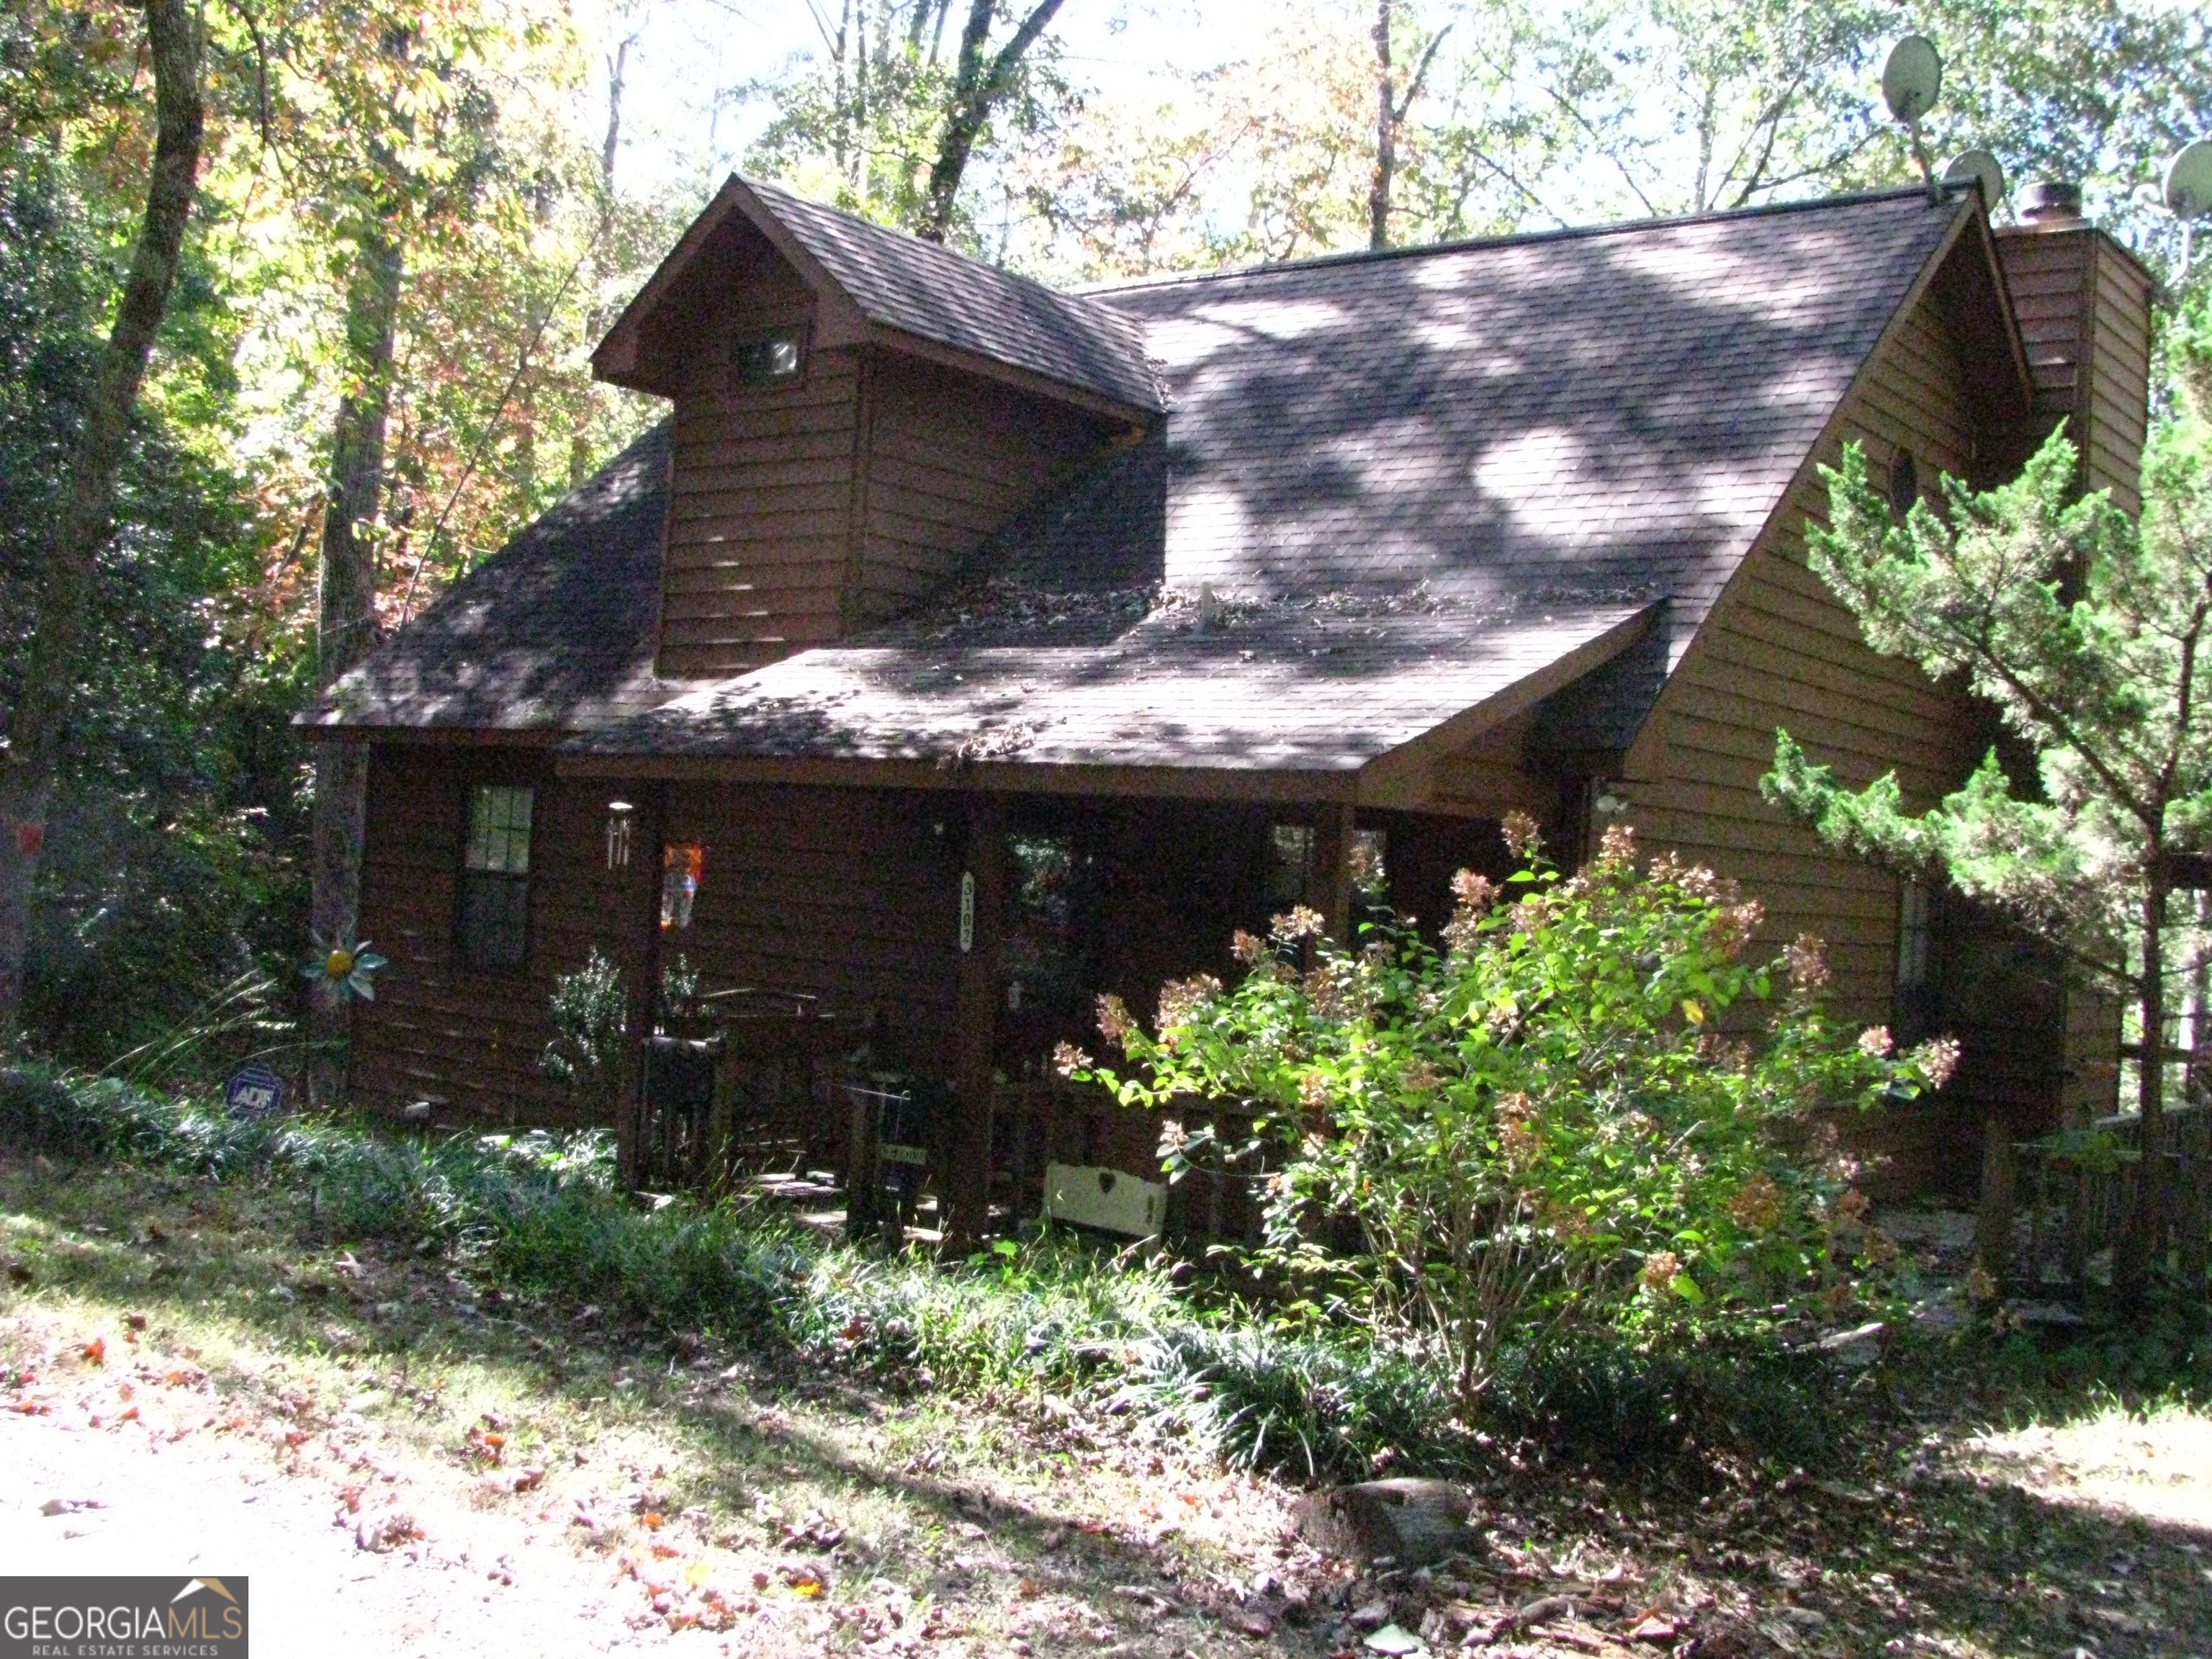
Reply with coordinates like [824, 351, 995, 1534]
[593, 176, 1162, 678]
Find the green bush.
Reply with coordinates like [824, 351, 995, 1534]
[490, 1187, 804, 1337]
[1074, 816, 1958, 1403]
[541, 950, 629, 1112]
[0, 1064, 270, 1172]
[788, 1234, 1180, 1391]
[1485, 1328, 1835, 1466]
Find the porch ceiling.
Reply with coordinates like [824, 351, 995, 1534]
[559, 593, 1660, 799]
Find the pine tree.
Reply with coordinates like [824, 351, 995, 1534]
[1763, 412, 2212, 1303]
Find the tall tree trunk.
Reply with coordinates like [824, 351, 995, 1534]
[2115, 876, 2171, 1304]
[1366, 4, 1445, 254]
[1369, 0, 1395, 250]
[601, 35, 628, 188]
[306, 222, 403, 1104]
[572, 33, 630, 490]
[916, 0, 1065, 244]
[0, 0, 203, 1028]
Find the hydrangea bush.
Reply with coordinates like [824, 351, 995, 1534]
[1065, 814, 1959, 1403]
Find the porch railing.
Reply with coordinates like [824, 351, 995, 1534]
[631, 1015, 1283, 1251]
[631, 994, 866, 1194]
[986, 1071, 1271, 1246]
[1985, 1100, 2212, 1295]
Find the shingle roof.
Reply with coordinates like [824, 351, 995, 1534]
[1018, 188, 1963, 669]
[304, 425, 672, 734]
[566, 594, 1658, 773]
[313, 187, 1975, 768]
[744, 177, 1164, 413]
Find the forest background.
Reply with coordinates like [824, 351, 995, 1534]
[1, 0, 2208, 1069]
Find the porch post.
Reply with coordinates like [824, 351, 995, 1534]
[617, 781, 667, 1190]
[1312, 799, 1357, 948]
[947, 793, 1004, 1245]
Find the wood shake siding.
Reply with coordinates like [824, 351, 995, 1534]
[660, 349, 1118, 672]
[853, 357, 1111, 618]
[1625, 276, 1981, 1013]
[1618, 270, 1992, 1187]
[660, 343, 863, 678]
[353, 747, 657, 1125]
[1993, 227, 2152, 512]
[2085, 246, 2151, 513]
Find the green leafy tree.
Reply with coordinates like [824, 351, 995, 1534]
[0, 0, 204, 1030]
[0, 158, 305, 1065]
[1484, 0, 2208, 239]
[747, 0, 1074, 247]
[1068, 817, 1949, 1403]
[1536, 0, 1895, 217]
[1763, 416, 2212, 1301]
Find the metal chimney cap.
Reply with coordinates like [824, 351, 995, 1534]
[2020, 179, 2084, 222]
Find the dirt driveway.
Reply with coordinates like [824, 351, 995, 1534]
[4, 1370, 660, 1656]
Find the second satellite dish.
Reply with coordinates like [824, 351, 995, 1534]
[1882, 35, 1943, 126]
[2168, 139, 2212, 277]
[1942, 150, 2005, 210]
[2167, 140, 2212, 218]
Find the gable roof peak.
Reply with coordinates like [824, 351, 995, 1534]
[594, 171, 1164, 415]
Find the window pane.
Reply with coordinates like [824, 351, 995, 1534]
[733, 331, 802, 385]
[1264, 824, 1313, 907]
[1888, 449, 1919, 521]
[459, 872, 529, 971]
[1352, 828, 1388, 894]
[1002, 834, 1090, 1016]
[1897, 878, 1931, 988]
[466, 786, 533, 875]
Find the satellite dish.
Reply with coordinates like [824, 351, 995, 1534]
[2167, 140, 2212, 276]
[1881, 35, 1943, 126]
[1942, 150, 2005, 210]
[2167, 140, 2212, 218]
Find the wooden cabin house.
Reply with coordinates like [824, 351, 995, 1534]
[305, 176, 2152, 1234]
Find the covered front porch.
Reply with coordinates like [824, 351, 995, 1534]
[548, 592, 1661, 1241]
[573, 765, 1552, 1246]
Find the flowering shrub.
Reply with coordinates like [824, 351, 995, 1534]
[1065, 815, 1958, 1403]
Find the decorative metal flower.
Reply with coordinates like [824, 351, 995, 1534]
[303, 935, 387, 1003]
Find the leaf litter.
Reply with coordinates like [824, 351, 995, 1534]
[1, 1157, 2207, 1657]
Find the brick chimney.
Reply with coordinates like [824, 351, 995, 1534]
[1992, 181, 2154, 513]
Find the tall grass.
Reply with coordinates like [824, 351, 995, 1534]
[97, 970, 296, 1091]
[1, 1064, 1839, 1478]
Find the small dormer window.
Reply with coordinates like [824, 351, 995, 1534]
[732, 328, 803, 386]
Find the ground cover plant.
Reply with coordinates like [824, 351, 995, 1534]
[4, 1064, 2211, 1658]
[0, 1062, 1468, 1480]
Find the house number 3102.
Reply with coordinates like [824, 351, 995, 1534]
[959, 871, 975, 953]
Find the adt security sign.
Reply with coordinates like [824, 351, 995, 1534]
[223, 1064, 284, 1120]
